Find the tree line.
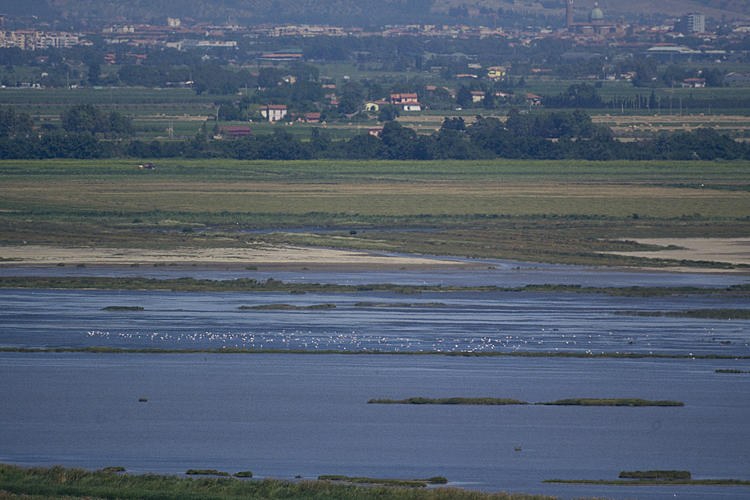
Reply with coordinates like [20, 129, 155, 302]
[0, 106, 747, 161]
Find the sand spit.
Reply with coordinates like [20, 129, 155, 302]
[0, 244, 467, 271]
[608, 237, 750, 267]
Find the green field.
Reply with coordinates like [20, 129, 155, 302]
[1, 158, 749, 267]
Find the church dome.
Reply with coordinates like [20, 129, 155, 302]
[590, 2, 604, 21]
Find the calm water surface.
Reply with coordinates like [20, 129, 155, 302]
[1, 353, 749, 500]
[1, 264, 749, 500]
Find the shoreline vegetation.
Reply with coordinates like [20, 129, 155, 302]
[544, 468, 750, 487]
[544, 479, 750, 486]
[0, 463, 574, 500]
[614, 309, 750, 319]
[1, 277, 750, 298]
[238, 304, 336, 310]
[367, 398, 684, 406]
[1, 346, 748, 359]
[318, 475, 448, 487]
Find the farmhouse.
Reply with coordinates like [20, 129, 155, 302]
[260, 104, 288, 122]
[218, 126, 252, 138]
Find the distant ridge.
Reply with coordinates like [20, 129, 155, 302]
[35, 0, 750, 24]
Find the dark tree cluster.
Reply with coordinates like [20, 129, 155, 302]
[1, 105, 748, 162]
[60, 104, 133, 137]
[0, 107, 34, 138]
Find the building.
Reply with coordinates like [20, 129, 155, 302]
[566, 0, 574, 29]
[390, 93, 419, 105]
[487, 66, 507, 79]
[260, 104, 288, 122]
[218, 126, 252, 138]
[676, 13, 705, 34]
[390, 93, 422, 111]
[682, 78, 706, 88]
[298, 113, 321, 123]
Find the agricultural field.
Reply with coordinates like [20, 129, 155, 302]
[1, 158, 749, 268]
[5, 76, 750, 143]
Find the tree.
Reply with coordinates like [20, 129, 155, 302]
[378, 105, 399, 122]
[441, 117, 466, 131]
[258, 67, 283, 89]
[455, 86, 473, 108]
[0, 107, 34, 138]
[379, 121, 417, 159]
[87, 62, 101, 86]
[61, 104, 109, 134]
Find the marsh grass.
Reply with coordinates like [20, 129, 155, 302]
[318, 476, 448, 487]
[1, 346, 747, 360]
[355, 302, 447, 307]
[238, 304, 336, 310]
[368, 398, 529, 405]
[369, 398, 682, 406]
[0, 464, 566, 500]
[614, 309, 750, 319]
[544, 478, 750, 486]
[3, 277, 750, 297]
[185, 470, 231, 477]
[2, 159, 750, 269]
[618, 470, 690, 480]
[538, 398, 683, 407]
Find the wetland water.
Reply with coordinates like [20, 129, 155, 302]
[1, 263, 749, 500]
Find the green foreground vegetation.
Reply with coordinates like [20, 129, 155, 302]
[367, 398, 683, 406]
[0, 464, 561, 500]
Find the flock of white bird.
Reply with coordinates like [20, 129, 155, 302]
[84, 328, 647, 353]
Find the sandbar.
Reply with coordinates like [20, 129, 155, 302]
[607, 237, 750, 267]
[0, 244, 468, 271]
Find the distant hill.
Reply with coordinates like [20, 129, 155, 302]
[31, 0, 750, 24]
[46, 0, 436, 25]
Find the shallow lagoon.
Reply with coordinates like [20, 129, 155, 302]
[1, 288, 749, 355]
[1, 262, 749, 500]
[1, 353, 749, 500]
